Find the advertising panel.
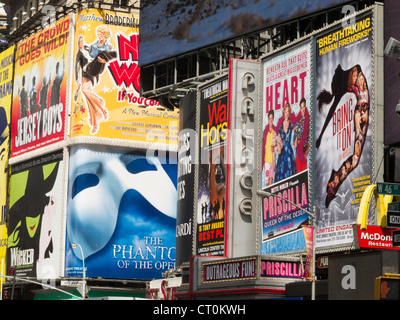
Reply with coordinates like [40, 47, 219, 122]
[0, 45, 14, 281]
[176, 92, 196, 266]
[353, 224, 400, 251]
[202, 257, 256, 283]
[65, 145, 177, 279]
[139, 0, 350, 66]
[7, 150, 65, 279]
[71, 9, 179, 146]
[314, 11, 373, 249]
[260, 257, 303, 280]
[196, 76, 229, 257]
[260, 41, 311, 247]
[11, 16, 70, 158]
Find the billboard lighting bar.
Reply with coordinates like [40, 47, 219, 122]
[256, 189, 316, 300]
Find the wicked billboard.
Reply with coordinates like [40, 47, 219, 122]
[7, 150, 65, 279]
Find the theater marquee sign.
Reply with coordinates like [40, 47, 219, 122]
[201, 256, 304, 283]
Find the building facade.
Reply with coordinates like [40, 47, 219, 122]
[1, 0, 400, 301]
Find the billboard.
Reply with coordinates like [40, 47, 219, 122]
[7, 150, 65, 279]
[65, 145, 177, 279]
[176, 92, 196, 266]
[196, 75, 229, 257]
[0, 45, 14, 281]
[11, 16, 70, 158]
[260, 41, 311, 245]
[314, 11, 373, 249]
[71, 9, 179, 146]
[139, 0, 350, 66]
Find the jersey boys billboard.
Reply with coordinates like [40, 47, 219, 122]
[314, 12, 373, 249]
[11, 16, 70, 158]
[71, 9, 179, 147]
[261, 42, 311, 244]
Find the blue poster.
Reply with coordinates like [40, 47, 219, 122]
[65, 145, 177, 279]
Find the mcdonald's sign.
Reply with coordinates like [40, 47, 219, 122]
[355, 184, 400, 250]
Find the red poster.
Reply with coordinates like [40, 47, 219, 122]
[11, 16, 70, 158]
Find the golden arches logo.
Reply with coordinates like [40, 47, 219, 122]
[357, 184, 395, 230]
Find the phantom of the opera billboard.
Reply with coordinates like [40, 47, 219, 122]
[261, 41, 311, 248]
[11, 16, 70, 158]
[65, 145, 177, 279]
[196, 76, 229, 257]
[70, 9, 179, 147]
[0, 45, 14, 282]
[7, 151, 65, 279]
[314, 11, 373, 249]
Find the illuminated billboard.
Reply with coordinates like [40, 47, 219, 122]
[139, 0, 350, 66]
[260, 41, 311, 244]
[0, 45, 14, 282]
[11, 16, 70, 158]
[65, 145, 177, 279]
[196, 75, 229, 257]
[71, 9, 179, 147]
[314, 11, 374, 249]
[7, 151, 65, 279]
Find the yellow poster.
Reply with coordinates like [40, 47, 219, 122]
[71, 9, 179, 146]
[0, 45, 15, 282]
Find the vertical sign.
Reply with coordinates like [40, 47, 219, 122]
[0, 45, 14, 283]
[261, 41, 311, 244]
[11, 16, 70, 158]
[314, 11, 373, 249]
[176, 92, 196, 266]
[196, 76, 229, 257]
[7, 151, 64, 278]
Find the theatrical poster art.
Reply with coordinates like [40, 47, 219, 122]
[261, 41, 311, 188]
[71, 9, 179, 146]
[260, 41, 311, 245]
[65, 145, 177, 280]
[0, 45, 14, 282]
[196, 76, 228, 257]
[314, 11, 373, 249]
[7, 151, 64, 279]
[11, 16, 70, 158]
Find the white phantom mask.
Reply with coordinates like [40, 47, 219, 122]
[67, 146, 177, 260]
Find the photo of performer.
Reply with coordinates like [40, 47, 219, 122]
[293, 98, 310, 173]
[274, 102, 297, 181]
[262, 110, 282, 186]
[209, 145, 226, 220]
[50, 53, 65, 107]
[316, 64, 370, 207]
[18, 75, 29, 118]
[316, 65, 361, 149]
[29, 76, 38, 112]
[74, 26, 116, 134]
